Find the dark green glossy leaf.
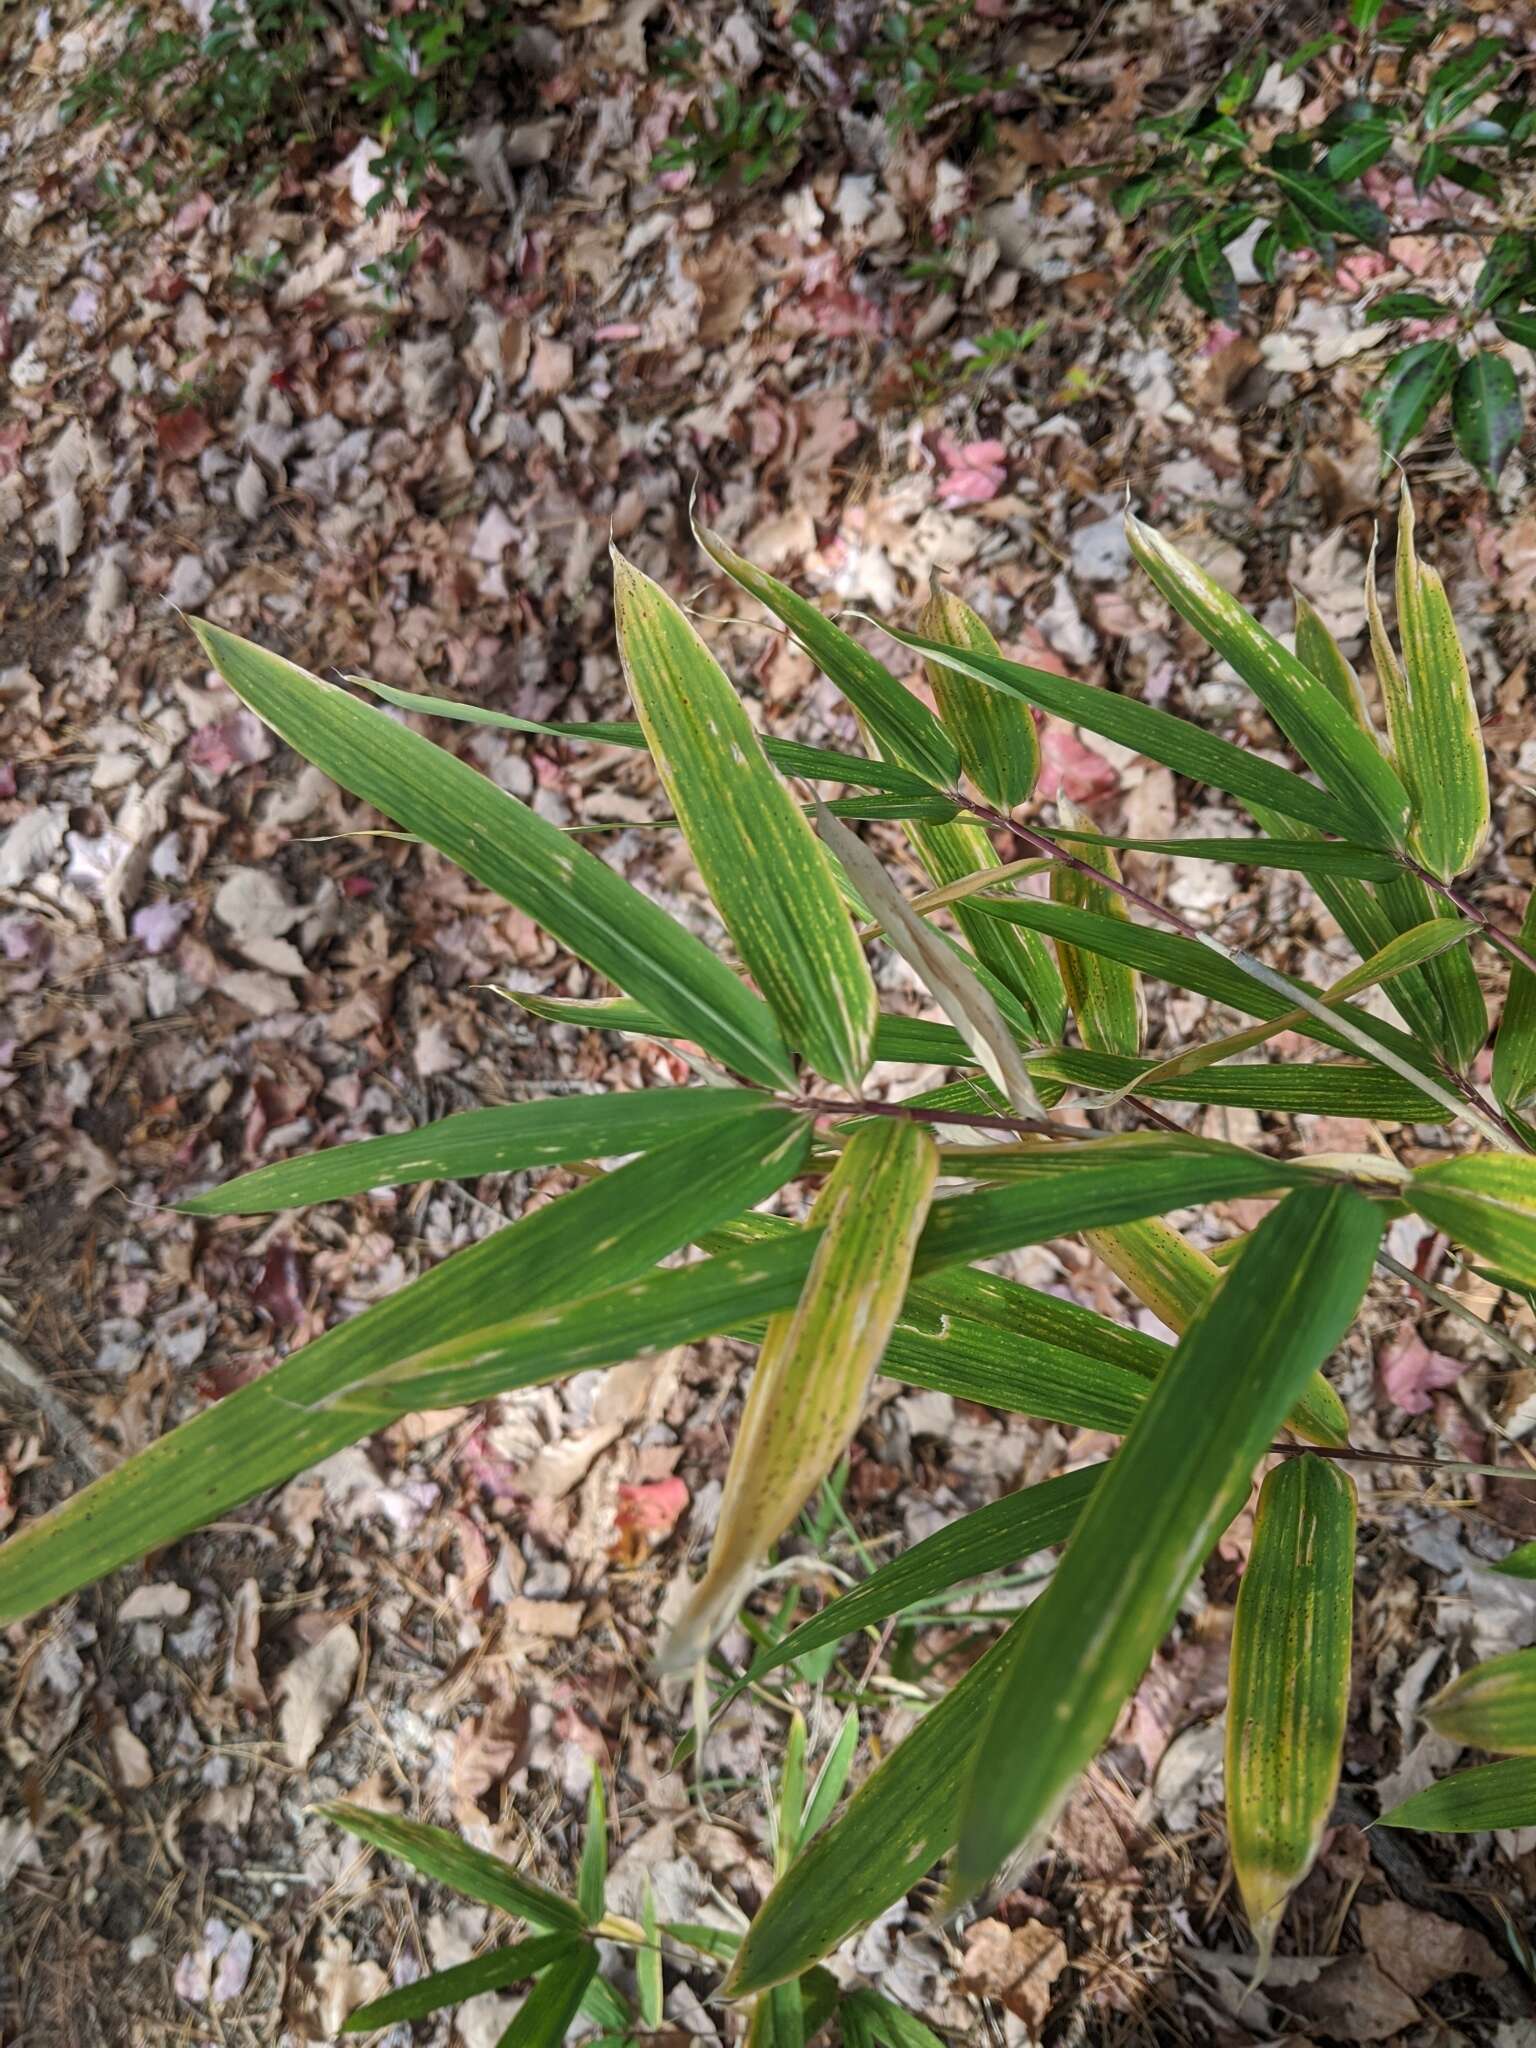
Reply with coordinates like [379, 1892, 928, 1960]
[1378, 1756, 1536, 1832]
[341, 1937, 580, 2031]
[1452, 350, 1522, 484]
[1371, 340, 1460, 462]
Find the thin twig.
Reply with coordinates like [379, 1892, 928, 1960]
[792, 1094, 1080, 1141]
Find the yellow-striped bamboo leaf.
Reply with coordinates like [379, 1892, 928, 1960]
[1295, 594, 1374, 730]
[1227, 1455, 1356, 1973]
[1409, 1152, 1536, 1289]
[868, 618, 1363, 839]
[657, 1118, 938, 1670]
[692, 519, 960, 786]
[1125, 511, 1410, 849]
[1426, 1646, 1536, 1754]
[1050, 798, 1143, 1058]
[918, 582, 1038, 809]
[612, 550, 876, 1094]
[1378, 1756, 1536, 1832]
[187, 619, 793, 1090]
[0, 1107, 812, 1624]
[179, 1087, 786, 1215]
[952, 1183, 1383, 1895]
[1493, 886, 1536, 1126]
[1384, 484, 1490, 880]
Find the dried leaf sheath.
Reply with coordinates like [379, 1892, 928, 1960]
[1227, 1455, 1356, 1974]
[658, 1119, 939, 1671]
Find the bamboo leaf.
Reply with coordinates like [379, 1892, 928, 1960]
[918, 582, 1038, 809]
[637, 1883, 663, 2030]
[1377, 1756, 1536, 1832]
[1227, 1456, 1356, 1971]
[1047, 828, 1401, 880]
[341, 1937, 581, 2032]
[1493, 1541, 1536, 1579]
[815, 804, 1045, 1115]
[577, 1767, 607, 1924]
[953, 1184, 1383, 1895]
[693, 520, 960, 786]
[612, 551, 877, 1092]
[868, 620, 1364, 838]
[730, 1466, 1102, 1688]
[187, 619, 794, 1089]
[347, 675, 938, 796]
[1295, 595, 1374, 728]
[1493, 887, 1536, 1121]
[494, 1941, 599, 2048]
[179, 1088, 790, 1214]
[1050, 800, 1144, 1057]
[0, 1107, 811, 1623]
[658, 1118, 939, 1669]
[919, 1052, 1447, 1122]
[324, 1804, 583, 1928]
[901, 814, 1067, 1043]
[1383, 486, 1491, 881]
[801, 1710, 860, 1845]
[727, 1611, 1033, 1995]
[1426, 1647, 1536, 1754]
[1124, 512, 1410, 848]
[1409, 1152, 1536, 1289]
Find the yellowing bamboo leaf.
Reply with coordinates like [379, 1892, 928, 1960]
[186, 619, 793, 1090]
[1295, 594, 1374, 731]
[1125, 511, 1410, 849]
[1384, 483, 1490, 880]
[612, 551, 876, 1094]
[952, 1183, 1382, 1895]
[1409, 1152, 1536, 1288]
[1050, 799, 1143, 1058]
[1493, 887, 1536, 1125]
[657, 1118, 938, 1670]
[814, 802, 1045, 1116]
[1426, 1646, 1536, 1754]
[918, 582, 1038, 809]
[1227, 1455, 1356, 1975]
[692, 518, 960, 786]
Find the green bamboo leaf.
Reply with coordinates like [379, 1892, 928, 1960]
[775, 1713, 809, 1873]
[918, 582, 1038, 809]
[1493, 1540, 1536, 1579]
[612, 551, 877, 1092]
[1377, 1756, 1536, 1832]
[1050, 801, 1143, 1057]
[727, 1610, 1033, 1995]
[1373, 872, 1486, 1071]
[953, 1184, 1383, 1895]
[692, 520, 960, 786]
[1453, 350, 1523, 485]
[1371, 339, 1460, 464]
[800, 1710, 860, 1845]
[341, 1937, 581, 2032]
[868, 620, 1363, 838]
[1047, 828, 1403, 880]
[965, 896, 1438, 1075]
[324, 1804, 583, 1928]
[347, 675, 938, 796]
[815, 804, 1044, 1115]
[1426, 1646, 1536, 1754]
[187, 619, 793, 1089]
[731, 1466, 1102, 1687]
[840, 1991, 946, 2048]
[0, 1107, 811, 1623]
[1409, 1152, 1536, 1289]
[577, 1767, 607, 1924]
[495, 1941, 599, 2048]
[1028, 1049, 1445, 1122]
[1227, 1456, 1356, 1972]
[1124, 512, 1410, 848]
[1294, 595, 1373, 726]
[1493, 887, 1536, 1122]
[1381, 486, 1491, 881]
[658, 1118, 939, 1669]
[178, 1088, 788, 1215]
[637, 1883, 663, 2030]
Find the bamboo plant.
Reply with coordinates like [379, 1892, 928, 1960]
[5, 483, 1536, 2011]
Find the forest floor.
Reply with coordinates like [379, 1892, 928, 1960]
[6, 2, 1536, 2043]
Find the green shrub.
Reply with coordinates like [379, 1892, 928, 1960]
[4, 487, 1534, 1999]
[1103, 2, 1536, 478]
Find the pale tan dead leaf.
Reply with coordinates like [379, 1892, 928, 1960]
[226, 1578, 267, 1713]
[277, 1621, 359, 1767]
[958, 1918, 1067, 2029]
[105, 1717, 153, 1790]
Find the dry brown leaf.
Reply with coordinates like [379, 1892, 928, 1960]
[277, 1621, 359, 1767]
